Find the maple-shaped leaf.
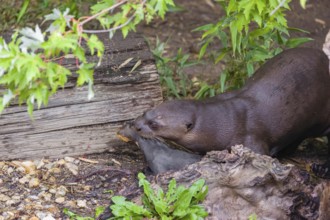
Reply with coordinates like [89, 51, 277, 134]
[19, 25, 44, 53]
[2, 89, 14, 106]
[44, 8, 74, 32]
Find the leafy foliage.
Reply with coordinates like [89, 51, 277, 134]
[0, 0, 175, 116]
[150, 38, 198, 98]
[0, 9, 103, 116]
[63, 206, 105, 220]
[110, 173, 208, 219]
[63, 173, 208, 220]
[90, 0, 175, 38]
[192, 0, 312, 97]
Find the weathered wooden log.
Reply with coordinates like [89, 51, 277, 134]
[0, 33, 163, 160]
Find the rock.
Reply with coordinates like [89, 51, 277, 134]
[22, 161, 37, 174]
[57, 159, 66, 166]
[19, 176, 30, 184]
[65, 200, 77, 208]
[29, 178, 40, 188]
[55, 197, 65, 204]
[56, 186, 67, 197]
[36, 212, 55, 220]
[6, 199, 19, 206]
[49, 188, 56, 194]
[38, 192, 52, 201]
[44, 162, 55, 170]
[35, 160, 45, 169]
[6, 167, 14, 175]
[77, 199, 87, 208]
[64, 157, 75, 163]
[0, 194, 10, 202]
[64, 163, 78, 176]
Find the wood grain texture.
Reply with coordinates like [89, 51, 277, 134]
[0, 33, 163, 160]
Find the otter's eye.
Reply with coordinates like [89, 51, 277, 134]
[148, 121, 158, 130]
[186, 123, 193, 131]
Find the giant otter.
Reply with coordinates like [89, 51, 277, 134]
[117, 122, 201, 174]
[133, 48, 330, 177]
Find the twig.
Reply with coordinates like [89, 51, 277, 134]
[81, 0, 147, 34]
[79, 0, 128, 27]
[82, 14, 136, 34]
[270, 0, 287, 16]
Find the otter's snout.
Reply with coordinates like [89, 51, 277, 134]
[133, 116, 145, 132]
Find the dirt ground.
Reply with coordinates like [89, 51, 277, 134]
[1, 0, 330, 219]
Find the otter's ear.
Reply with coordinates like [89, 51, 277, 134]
[185, 123, 194, 132]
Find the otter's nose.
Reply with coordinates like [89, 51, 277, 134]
[133, 116, 144, 132]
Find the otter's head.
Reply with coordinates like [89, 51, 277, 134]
[134, 100, 197, 143]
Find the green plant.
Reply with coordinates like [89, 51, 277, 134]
[63, 173, 208, 220]
[192, 0, 312, 97]
[110, 173, 208, 219]
[63, 206, 105, 220]
[248, 213, 258, 220]
[0, 0, 175, 116]
[150, 38, 198, 98]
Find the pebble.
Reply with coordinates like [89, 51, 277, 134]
[19, 175, 30, 184]
[36, 212, 55, 220]
[64, 162, 78, 176]
[6, 167, 14, 175]
[22, 161, 37, 174]
[28, 195, 39, 200]
[6, 199, 19, 206]
[57, 159, 66, 166]
[0, 194, 11, 202]
[49, 188, 57, 194]
[38, 192, 52, 201]
[29, 178, 40, 188]
[55, 197, 65, 204]
[64, 157, 75, 163]
[35, 159, 45, 169]
[65, 200, 77, 208]
[56, 186, 67, 197]
[77, 199, 87, 208]
[0, 154, 129, 219]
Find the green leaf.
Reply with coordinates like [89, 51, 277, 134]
[249, 28, 271, 38]
[87, 34, 104, 58]
[247, 62, 254, 77]
[73, 46, 86, 63]
[173, 190, 193, 217]
[300, 0, 307, 9]
[238, 0, 254, 20]
[220, 72, 227, 93]
[164, 77, 180, 98]
[253, 14, 262, 27]
[91, 0, 115, 14]
[285, 37, 313, 48]
[17, 0, 30, 23]
[229, 22, 238, 54]
[256, 0, 265, 14]
[215, 49, 228, 63]
[192, 24, 213, 32]
[287, 27, 310, 34]
[198, 42, 209, 59]
[76, 63, 95, 86]
[27, 100, 34, 118]
[227, 0, 236, 15]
